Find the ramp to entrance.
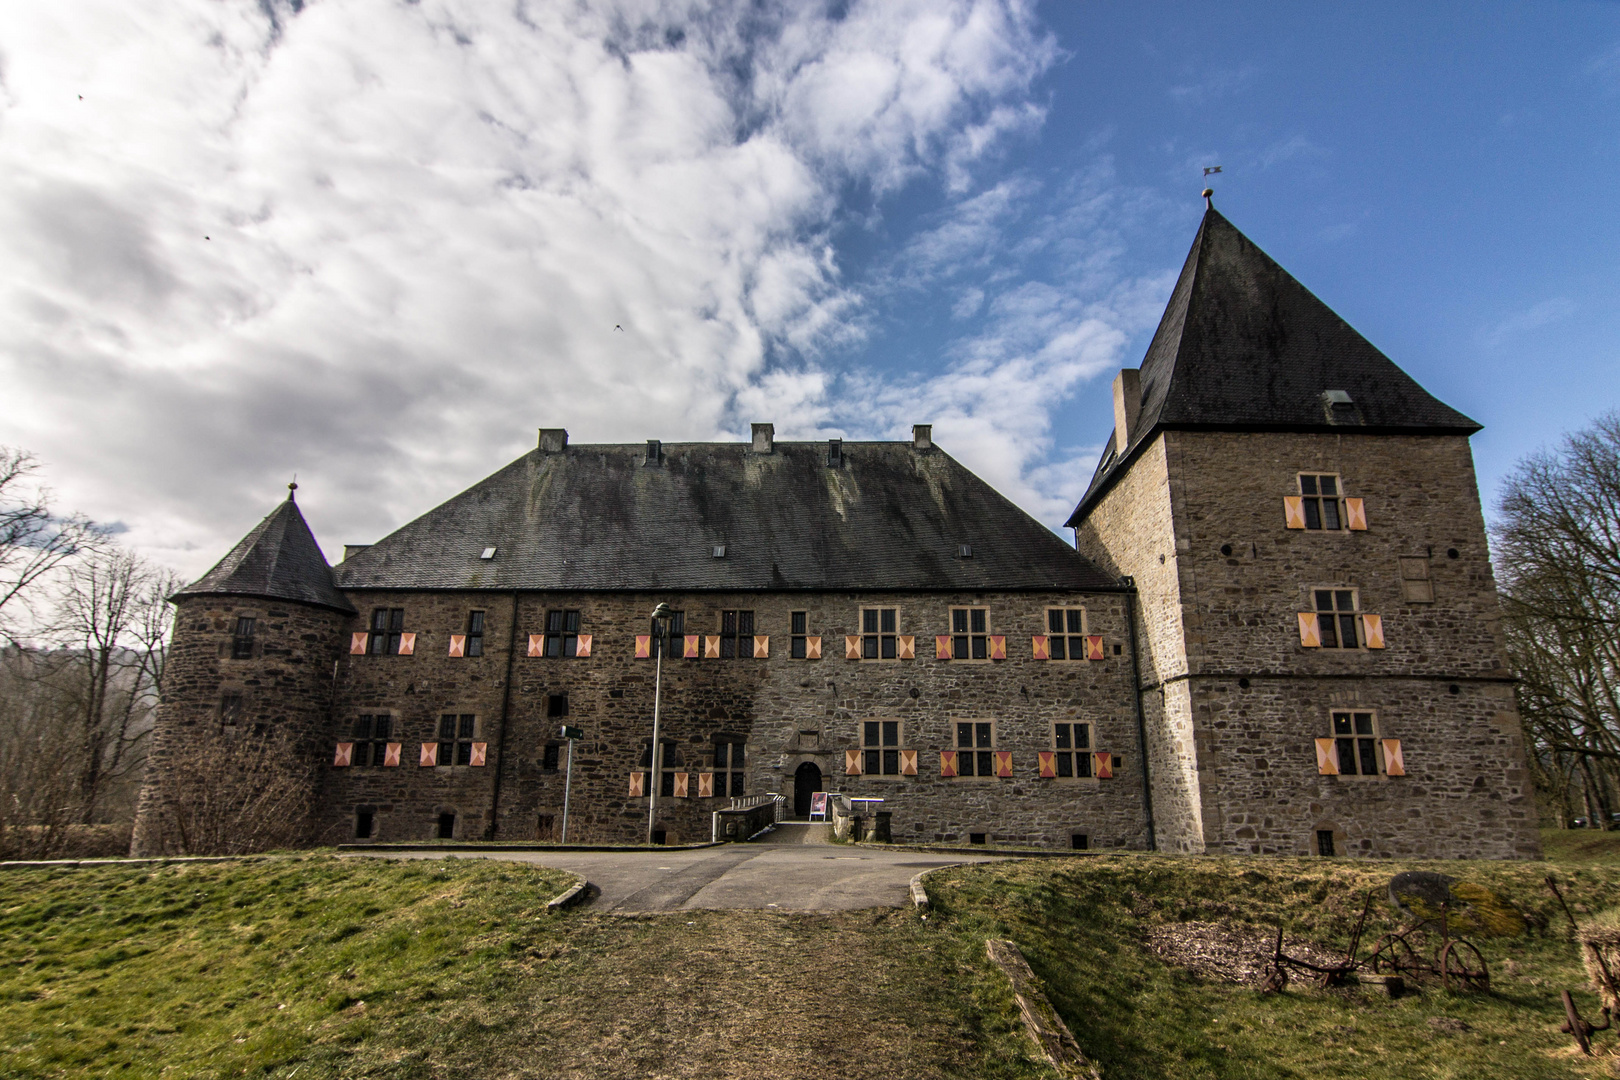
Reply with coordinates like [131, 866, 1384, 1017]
[753, 821, 831, 845]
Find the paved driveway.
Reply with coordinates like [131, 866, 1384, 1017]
[350, 832, 1004, 913]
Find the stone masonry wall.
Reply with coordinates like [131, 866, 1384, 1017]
[326, 588, 1149, 849]
[132, 598, 347, 855]
[1073, 435, 1204, 852]
[1075, 428, 1540, 859]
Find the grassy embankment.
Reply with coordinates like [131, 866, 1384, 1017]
[1, 829, 1619, 1079]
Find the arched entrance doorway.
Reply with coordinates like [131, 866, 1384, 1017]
[793, 762, 823, 819]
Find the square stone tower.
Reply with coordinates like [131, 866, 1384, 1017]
[1069, 207, 1541, 859]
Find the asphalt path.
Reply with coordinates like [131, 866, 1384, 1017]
[349, 839, 1006, 913]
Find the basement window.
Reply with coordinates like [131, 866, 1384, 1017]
[1316, 830, 1335, 857]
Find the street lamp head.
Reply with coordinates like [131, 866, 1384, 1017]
[650, 601, 672, 621]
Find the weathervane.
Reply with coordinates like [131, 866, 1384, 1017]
[1203, 165, 1222, 209]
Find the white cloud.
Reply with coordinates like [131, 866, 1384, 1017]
[0, 0, 1108, 577]
[1484, 297, 1576, 348]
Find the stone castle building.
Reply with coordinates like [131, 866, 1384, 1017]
[132, 208, 1541, 858]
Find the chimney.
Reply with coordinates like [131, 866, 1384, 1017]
[751, 423, 774, 454]
[537, 428, 568, 453]
[912, 424, 933, 451]
[1112, 369, 1140, 455]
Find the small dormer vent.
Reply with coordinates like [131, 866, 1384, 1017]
[959, 544, 973, 558]
[645, 439, 661, 465]
[827, 438, 843, 467]
[713, 545, 726, 559]
[480, 547, 496, 560]
[1320, 389, 1363, 425]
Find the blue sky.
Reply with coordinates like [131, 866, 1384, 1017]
[844, 1, 1620, 516]
[0, 1, 1615, 575]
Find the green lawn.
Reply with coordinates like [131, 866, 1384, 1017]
[3, 839, 1618, 1079]
[1538, 826, 1620, 866]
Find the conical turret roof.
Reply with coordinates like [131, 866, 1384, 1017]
[175, 492, 355, 613]
[1068, 208, 1478, 526]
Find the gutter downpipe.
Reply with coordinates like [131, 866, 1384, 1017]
[1122, 577, 1156, 852]
[486, 590, 521, 840]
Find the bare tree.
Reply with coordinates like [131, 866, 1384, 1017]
[41, 547, 180, 823]
[1495, 412, 1620, 829]
[0, 447, 102, 647]
[141, 726, 318, 855]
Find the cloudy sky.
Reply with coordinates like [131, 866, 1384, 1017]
[2, 0, 1617, 579]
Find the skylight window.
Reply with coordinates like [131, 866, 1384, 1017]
[480, 547, 496, 560]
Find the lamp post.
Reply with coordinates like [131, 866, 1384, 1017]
[647, 602, 672, 846]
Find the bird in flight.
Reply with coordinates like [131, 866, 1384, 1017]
[614, 324, 624, 331]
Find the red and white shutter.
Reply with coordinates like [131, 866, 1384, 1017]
[350, 632, 369, 655]
[898, 635, 915, 660]
[635, 635, 652, 659]
[528, 634, 546, 657]
[448, 634, 466, 657]
[1382, 739, 1405, 776]
[333, 742, 354, 767]
[1031, 635, 1050, 660]
[420, 742, 439, 767]
[576, 634, 592, 657]
[899, 749, 918, 776]
[1283, 496, 1307, 529]
[1298, 613, 1322, 648]
[989, 636, 1007, 660]
[806, 636, 822, 659]
[705, 636, 721, 659]
[939, 750, 958, 777]
[673, 772, 689, 798]
[684, 635, 700, 658]
[1085, 636, 1105, 661]
[754, 635, 769, 659]
[698, 772, 714, 797]
[993, 751, 1013, 778]
[470, 742, 487, 767]
[935, 636, 953, 660]
[1314, 738, 1339, 775]
[384, 742, 402, 767]
[1093, 752, 1113, 779]
[845, 749, 862, 775]
[845, 635, 861, 660]
[1362, 614, 1385, 649]
[1344, 497, 1368, 531]
[628, 772, 646, 797]
[1038, 751, 1057, 778]
[397, 632, 416, 656]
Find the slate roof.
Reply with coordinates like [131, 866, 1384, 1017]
[175, 494, 356, 613]
[334, 441, 1117, 592]
[1067, 208, 1479, 526]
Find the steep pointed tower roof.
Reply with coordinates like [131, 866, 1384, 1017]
[1067, 208, 1479, 526]
[174, 487, 355, 613]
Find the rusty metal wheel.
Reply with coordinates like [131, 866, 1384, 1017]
[1371, 934, 1425, 980]
[1440, 939, 1490, 993]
